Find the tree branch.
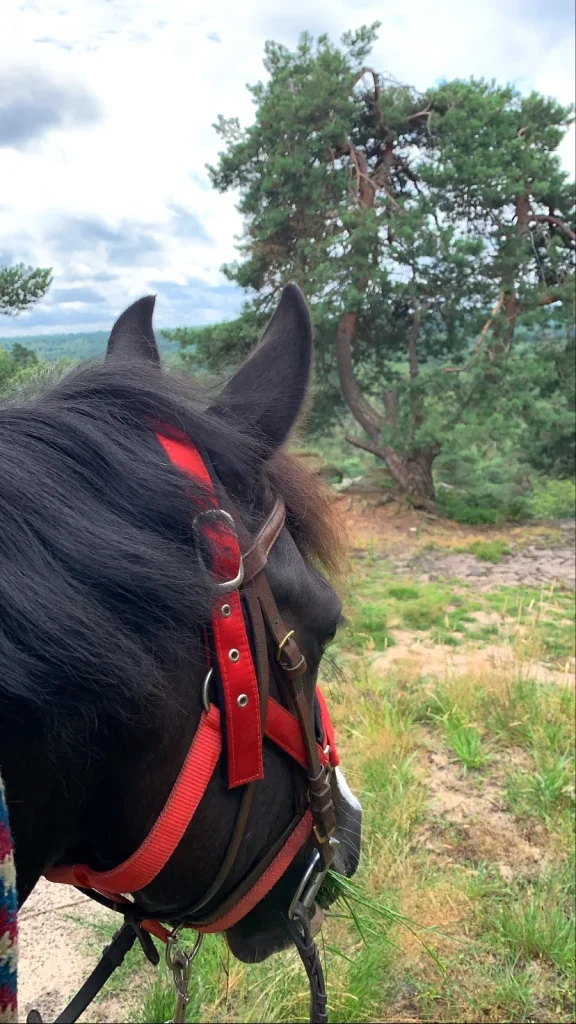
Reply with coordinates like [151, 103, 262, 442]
[443, 291, 504, 373]
[408, 302, 421, 379]
[530, 214, 576, 245]
[382, 388, 398, 428]
[537, 291, 574, 306]
[346, 435, 388, 460]
[407, 102, 433, 121]
[473, 290, 505, 355]
[336, 311, 386, 441]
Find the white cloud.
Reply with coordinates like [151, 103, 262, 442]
[0, 0, 574, 336]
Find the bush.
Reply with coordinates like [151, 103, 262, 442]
[529, 478, 575, 520]
[436, 487, 531, 525]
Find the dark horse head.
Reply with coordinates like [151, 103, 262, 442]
[0, 284, 361, 964]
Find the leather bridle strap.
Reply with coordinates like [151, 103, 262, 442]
[248, 571, 337, 858]
[241, 497, 286, 584]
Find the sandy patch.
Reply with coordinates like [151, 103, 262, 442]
[371, 642, 575, 687]
[18, 879, 138, 1024]
[418, 742, 547, 882]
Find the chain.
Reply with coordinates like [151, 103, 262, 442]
[164, 928, 203, 1024]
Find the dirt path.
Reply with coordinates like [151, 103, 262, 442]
[403, 541, 575, 591]
[18, 879, 126, 1023]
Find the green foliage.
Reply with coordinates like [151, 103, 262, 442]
[490, 877, 575, 975]
[443, 719, 491, 772]
[505, 753, 575, 820]
[464, 540, 512, 563]
[163, 313, 260, 378]
[0, 262, 52, 315]
[434, 337, 576, 523]
[529, 478, 575, 519]
[0, 342, 39, 393]
[0, 352, 74, 400]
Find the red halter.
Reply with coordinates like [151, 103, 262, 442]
[45, 432, 339, 936]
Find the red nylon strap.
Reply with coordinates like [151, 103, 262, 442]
[265, 696, 331, 771]
[45, 706, 222, 891]
[195, 810, 313, 933]
[44, 692, 336, 896]
[316, 687, 340, 767]
[156, 433, 263, 788]
[76, 811, 312, 943]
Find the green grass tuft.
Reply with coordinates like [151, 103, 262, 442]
[443, 719, 491, 772]
[490, 880, 575, 975]
[505, 752, 575, 821]
[463, 539, 512, 563]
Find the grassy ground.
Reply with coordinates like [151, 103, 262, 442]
[89, 551, 574, 1024]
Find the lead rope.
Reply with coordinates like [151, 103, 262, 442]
[289, 905, 328, 1024]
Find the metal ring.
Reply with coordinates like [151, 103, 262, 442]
[228, 648, 240, 663]
[237, 693, 248, 708]
[201, 668, 214, 713]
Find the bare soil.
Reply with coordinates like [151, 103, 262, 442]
[417, 737, 548, 883]
[18, 881, 124, 1023]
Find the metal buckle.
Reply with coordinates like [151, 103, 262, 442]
[191, 508, 244, 593]
[277, 630, 295, 661]
[287, 837, 339, 921]
[313, 822, 336, 844]
[165, 927, 203, 1024]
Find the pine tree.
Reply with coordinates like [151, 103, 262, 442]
[0, 263, 52, 316]
[174, 24, 574, 506]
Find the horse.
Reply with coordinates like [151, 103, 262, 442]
[0, 283, 362, 1023]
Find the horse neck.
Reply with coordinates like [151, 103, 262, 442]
[0, 733, 94, 905]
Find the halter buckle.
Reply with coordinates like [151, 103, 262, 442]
[313, 822, 336, 844]
[192, 508, 244, 592]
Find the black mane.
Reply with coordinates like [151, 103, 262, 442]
[0, 361, 341, 749]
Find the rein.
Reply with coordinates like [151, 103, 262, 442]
[25, 430, 341, 1024]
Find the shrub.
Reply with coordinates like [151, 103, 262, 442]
[529, 478, 575, 520]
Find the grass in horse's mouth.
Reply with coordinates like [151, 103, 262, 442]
[317, 869, 445, 970]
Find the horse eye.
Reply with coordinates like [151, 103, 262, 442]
[321, 613, 346, 649]
[322, 627, 337, 648]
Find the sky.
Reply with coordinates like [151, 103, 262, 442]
[0, 0, 574, 338]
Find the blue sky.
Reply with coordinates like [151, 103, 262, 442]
[1, 0, 574, 337]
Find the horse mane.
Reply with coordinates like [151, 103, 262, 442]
[0, 360, 342, 749]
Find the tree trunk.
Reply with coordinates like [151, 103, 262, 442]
[335, 311, 385, 442]
[346, 434, 440, 508]
[381, 444, 439, 509]
[335, 141, 438, 509]
[493, 191, 532, 356]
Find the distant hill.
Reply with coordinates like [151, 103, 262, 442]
[0, 330, 182, 362]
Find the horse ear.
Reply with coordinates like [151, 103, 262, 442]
[106, 296, 160, 364]
[215, 283, 313, 451]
